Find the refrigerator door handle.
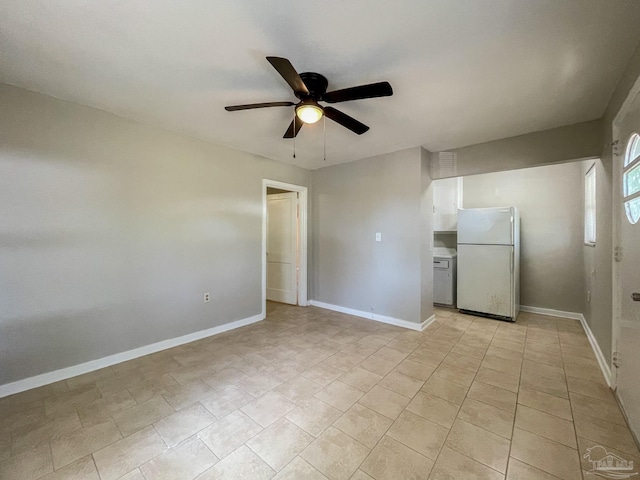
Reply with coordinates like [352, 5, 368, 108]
[510, 251, 514, 273]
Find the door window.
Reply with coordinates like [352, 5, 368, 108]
[623, 133, 640, 224]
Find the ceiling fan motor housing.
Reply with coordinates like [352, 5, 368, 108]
[297, 72, 329, 100]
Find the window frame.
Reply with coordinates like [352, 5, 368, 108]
[623, 133, 640, 225]
[584, 163, 596, 246]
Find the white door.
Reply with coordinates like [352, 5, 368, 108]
[613, 87, 640, 438]
[457, 244, 514, 318]
[267, 192, 298, 304]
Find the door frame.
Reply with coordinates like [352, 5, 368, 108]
[611, 72, 640, 389]
[262, 179, 308, 317]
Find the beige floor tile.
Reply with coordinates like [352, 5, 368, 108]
[458, 397, 515, 439]
[375, 346, 409, 364]
[433, 363, 475, 387]
[429, 445, 503, 480]
[475, 366, 519, 393]
[153, 403, 215, 447]
[358, 385, 410, 420]
[338, 368, 383, 392]
[481, 355, 522, 377]
[565, 375, 612, 401]
[563, 363, 605, 383]
[234, 373, 283, 397]
[442, 352, 482, 372]
[93, 426, 167, 480]
[76, 390, 136, 427]
[198, 445, 275, 480]
[361, 435, 434, 480]
[140, 436, 218, 480]
[241, 391, 297, 427]
[377, 370, 424, 398]
[285, 397, 342, 437]
[517, 387, 572, 420]
[51, 419, 122, 469]
[569, 391, 627, 426]
[314, 380, 364, 412]
[467, 381, 517, 413]
[522, 360, 565, 382]
[44, 387, 102, 417]
[406, 391, 459, 428]
[113, 396, 174, 437]
[393, 359, 436, 381]
[332, 403, 393, 448]
[247, 417, 314, 471]
[39, 456, 99, 480]
[445, 419, 510, 473]
[510, 428, 581, 480]
[199, 383, 254, 418]
[515, 404, 576, 448]
[127, 374, 178, 404]
[519, 370, 567, 399]
[524, 349, 564, 367]
[11, 411, 82, 455]
[350, 470, 374, 480]
[506, 457, 560, 480]
[96, 372, 147, 398]
[573, 412, 639, 456]
[0, 443, 53, 480]
[302, 365, 344, 386]
[301, 426, 370, 480]
[275, 376, 324, 403]
[161, 380, 214, 411]
[450, 343, 487, 360]
[198, 410, 262, 459]
[421, 375, 468, 405]
[358, 355, 397, 376]
[490, 338, 525, 353]
[272, 457, 328, 479]
[386, 410, 449, 460]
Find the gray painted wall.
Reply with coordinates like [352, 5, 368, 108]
[430, 120, 602, 179]
[462, 161, 588, 313]
[0, 84, 311, 385]
[420, 148, 435, 321]
[312, 148, 425, 324]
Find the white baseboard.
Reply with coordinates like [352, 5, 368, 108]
[0, 313, 265, 399]
[310, 300, 431, 332]
[577, 314, 612, 387]
[520, 305, 611, 387]
[520, 305, 583, 320]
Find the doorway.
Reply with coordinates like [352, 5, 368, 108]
[612, 75, 640, 443]
[262, 179, 308, 318]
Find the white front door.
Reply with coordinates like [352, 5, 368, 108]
[613, 87, 640, 439]
[267, 192, 298, 305]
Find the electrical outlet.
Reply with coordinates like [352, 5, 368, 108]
[375, 232, 382, 242]
[204, 292, 210, 303]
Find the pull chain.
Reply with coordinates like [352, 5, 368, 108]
[323, 114, 326, 162]
[293, 112, 296, 159]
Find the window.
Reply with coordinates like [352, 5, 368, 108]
[585, 164, 596, 245]
[623, 133, 640, 224]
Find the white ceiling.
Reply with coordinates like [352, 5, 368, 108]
[2, 1, 640, 170]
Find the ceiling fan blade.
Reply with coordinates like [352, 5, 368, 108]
[266, 56, 309, 95]
[283, 117, 304, 138]
[324, 107, 369, 135]
[225, 101, 294, 111]
[323, 81, 393, 103]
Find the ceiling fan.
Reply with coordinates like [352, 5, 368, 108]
[224, 56, 393, 138]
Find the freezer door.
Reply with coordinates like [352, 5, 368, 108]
[457, 244, 514, 318]
[458, 207, 515, 245]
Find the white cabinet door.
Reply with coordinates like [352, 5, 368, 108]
[433, 177, 462, 231]
[267, 192, 298, 304]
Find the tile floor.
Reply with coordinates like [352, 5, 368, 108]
[1, 302, 639, 479]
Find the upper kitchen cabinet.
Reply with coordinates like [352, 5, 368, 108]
[433, 177, 463, 232]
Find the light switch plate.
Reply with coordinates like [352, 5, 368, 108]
[375, 232, 382, 242]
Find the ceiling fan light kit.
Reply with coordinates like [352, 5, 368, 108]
[296, 100, 323, 124]
[224, 56, 393, 140]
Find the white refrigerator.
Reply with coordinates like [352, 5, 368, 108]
[457, 207, 520, 321]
